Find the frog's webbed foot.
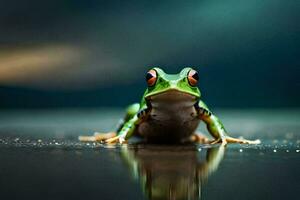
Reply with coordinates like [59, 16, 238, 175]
[105, 134, 127, 144]
[78, 132, 116, 142]
[210, 136, 261, 145]
[210, 138, 223, 145]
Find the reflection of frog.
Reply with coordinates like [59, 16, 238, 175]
[80, 68, 260, 145]
[120, 145, 225, 200]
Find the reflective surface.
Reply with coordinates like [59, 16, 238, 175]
[0, 109, 299, 200]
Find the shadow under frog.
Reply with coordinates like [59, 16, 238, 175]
[118, 144, 225, 200]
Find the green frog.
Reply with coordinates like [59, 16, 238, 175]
[79, 67, 260, 145]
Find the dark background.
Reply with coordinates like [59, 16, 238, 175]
[0, 0, 299, 109]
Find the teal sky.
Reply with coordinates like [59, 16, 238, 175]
[0, 0, 299, 108]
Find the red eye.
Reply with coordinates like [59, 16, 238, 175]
[187, 69, 199, 86]
[146, 69, 157, 86]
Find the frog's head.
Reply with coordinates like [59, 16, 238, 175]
[144, 67, 201, 102]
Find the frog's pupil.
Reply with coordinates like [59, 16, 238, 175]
[146, 73, 153, 81]
[192, 72, 199, 81]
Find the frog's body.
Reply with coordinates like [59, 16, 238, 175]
[79, 67, 260, 145]
[133, 90, 199, 143]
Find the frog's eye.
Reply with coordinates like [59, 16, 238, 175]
[146, 69, 157, 87]
[187, 69, 199, 86]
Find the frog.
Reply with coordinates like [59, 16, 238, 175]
[79, 67, 260, 145]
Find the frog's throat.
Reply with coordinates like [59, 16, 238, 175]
[145, 89, 199, 101]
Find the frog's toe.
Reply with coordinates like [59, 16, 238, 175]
[105, 136, 119, 144]
[221, 136, 261, 144]
[242, 139, 261, 144]
[225, 136, 261, 145]
[94, 132, 116, 141]
[79, 132, 117, 142]
[78, 135, 97, 142]
[105, 135, 127, 144]
[209, 138, 222, 145]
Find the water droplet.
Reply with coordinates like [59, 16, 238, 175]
[273, 149, 277, 153]
[239, 149, 243, 152]
[198, 148, 202, 152]
[296, 150, 300, 153]
[37, 139, 42, 143]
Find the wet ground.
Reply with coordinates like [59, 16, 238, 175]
[0, 109, 299, 200]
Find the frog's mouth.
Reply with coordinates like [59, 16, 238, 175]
[146, 89, 197, 103]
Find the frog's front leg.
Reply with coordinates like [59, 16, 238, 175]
[196, 100, 260, 145]
[105, 105, 150, 144]
[104, 116, 137, 144]
[79, 103, 141, 143]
